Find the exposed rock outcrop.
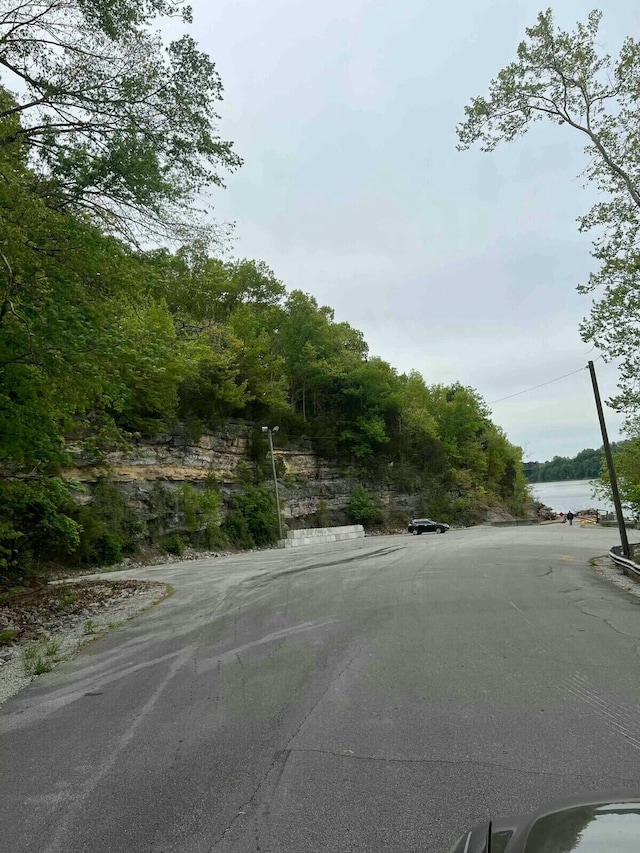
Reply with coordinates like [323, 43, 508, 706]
[64, 422, 419, 532]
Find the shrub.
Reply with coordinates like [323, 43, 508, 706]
[148, 481, 180, 525]
[347, 486, 383, 526]
[0, 629, 18, 644]
[246, 428, 269, 481]
[234, 460, 255, 487]
[69, 477, 141, 567]
[221, 509, 254, 549]
[178, 484, 222, 533]
[0, 477, 80, 587]
[238, 486, 279, 546]
[221, 486, 278, 548]
[389, 510, 409, 529]
[204, 523, 230, 550]
[92, 532, 123, 566]
[55, 587, 78, 609]
[161, 533, 185, 556]
[314, 500, 330, 528]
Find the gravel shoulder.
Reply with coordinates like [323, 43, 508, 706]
[592, 555, 640, 599]
[0, 579, 170, 706]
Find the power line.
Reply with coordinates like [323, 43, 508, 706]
[489, 362, 594, 405]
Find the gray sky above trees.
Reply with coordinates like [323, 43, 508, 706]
[186, 0, 637, 461]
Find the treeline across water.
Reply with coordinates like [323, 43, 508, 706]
[524, 444, 628, 483]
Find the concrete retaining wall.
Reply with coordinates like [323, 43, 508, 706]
[278, 524, 365, 549]
[598, 519, 638, 529]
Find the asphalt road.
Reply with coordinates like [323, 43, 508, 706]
[3, 524, 640, 853]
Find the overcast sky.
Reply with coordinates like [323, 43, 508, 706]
[184, 0, 637, 461]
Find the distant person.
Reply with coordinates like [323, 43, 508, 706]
[566, 511, 574, 526]
[595, 510, 599, 524]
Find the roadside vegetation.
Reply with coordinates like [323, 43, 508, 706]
[457, 7, 640, 524]
[593, 440, 640, 518]
[1, 1, 529, 591]
[457, 9, 640, 434]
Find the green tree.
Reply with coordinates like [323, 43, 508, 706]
[277, 291, 333, 420]
[101, 298, 205, 433]
[594, 438, 640, 515]
[457, 8, 640, 428]
[0, 477, 80, 584]
[148, 249, 289, 424]
[176, 327, 250, 428]
[336, 358, 399, 460]
[381, 373, 448, 491]
[0, 101, 204, 582]
[225, 262, 289, 418]
[421, 383, 528, 516]
[0, 0, 241, 240]
[426, 384, 489, 470]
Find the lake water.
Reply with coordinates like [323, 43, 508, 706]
[529, 479, 614, 513]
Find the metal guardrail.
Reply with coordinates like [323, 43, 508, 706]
[609, 543, 640, 580]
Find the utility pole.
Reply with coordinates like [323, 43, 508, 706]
[262, 426, 283, 540]
[588, 360, 630, 558]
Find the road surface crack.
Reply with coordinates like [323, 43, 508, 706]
[288, 747, 639, 781]
[283, 653, 358, 750]
[208, 652, 358, 852]
[207, 749, 291, 852]
[574, 605, 640, 640]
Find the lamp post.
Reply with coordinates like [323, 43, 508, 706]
[262, 426, 283, 540]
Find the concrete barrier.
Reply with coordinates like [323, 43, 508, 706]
[278, 524, 365, 549]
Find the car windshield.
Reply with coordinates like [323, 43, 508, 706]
[525, 803, 640, 852]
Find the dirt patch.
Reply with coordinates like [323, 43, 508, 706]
[0, 580, 167, 647]
[0, 579, 170, 706]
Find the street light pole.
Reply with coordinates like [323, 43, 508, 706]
[262, 426, 283, 540]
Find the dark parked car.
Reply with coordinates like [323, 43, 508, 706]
[407, 517, 449, 535]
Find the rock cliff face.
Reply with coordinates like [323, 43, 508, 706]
[64, 422, 419, 531]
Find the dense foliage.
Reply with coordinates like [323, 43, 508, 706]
[0, 130, 529, 582]
[524, 448, 604, 483]
[457, 9, 640, 433]
[347, 486, 383, 526]
[0, 0, 241, 241]
[0, 2, 530, 587]
[594, 438, 640, 516]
